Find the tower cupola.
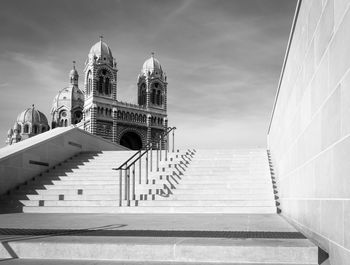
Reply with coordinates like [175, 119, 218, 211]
[69, 61, 79, 86]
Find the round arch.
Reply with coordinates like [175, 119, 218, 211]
[120, 131, 143, 150]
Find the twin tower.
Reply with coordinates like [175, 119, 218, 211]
[51, 38, 168, 150]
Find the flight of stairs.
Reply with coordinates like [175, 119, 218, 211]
[0, 150, 192, 213]
[137, 149, 277, 213]
[0, 149, 276, 214]
[0, 148, 319, 265]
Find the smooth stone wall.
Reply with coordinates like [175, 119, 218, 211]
[268, 0, 350, 264]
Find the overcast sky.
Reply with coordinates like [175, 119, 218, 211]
[0, 0, 296, 149]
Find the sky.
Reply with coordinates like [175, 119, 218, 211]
[0, 0, 297, 149]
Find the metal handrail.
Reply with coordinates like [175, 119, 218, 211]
[113, 126, 175, 171]
[113, 126, 177, 206]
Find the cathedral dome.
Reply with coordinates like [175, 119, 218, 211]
[142, 53, 163, 75]
[51, 86, 84, 113]
[16, 105, 49, 125]
[88, 37, 113, 63]
[70, 68, 78, 76]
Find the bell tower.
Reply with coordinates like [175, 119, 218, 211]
[137, 52, 168, 112]
[83, 36, 118, 141]
[137, 53, 168, 145]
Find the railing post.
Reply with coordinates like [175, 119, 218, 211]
[165, 135, 168, 161]
[146, 151, 149, 184]
[156, 142, 159, 171]
[119, 169, 123, 206]
[150, 144, 153, 172]
[159, 137, 162, 162]
[132, 163, 136, 201]
[127, 168, 131, 206]
[172, 129, 175, 153]
[138, 152, 141, 184]
[124, 168, 128, 201]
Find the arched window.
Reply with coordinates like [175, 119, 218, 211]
[33, 125, 38, 134]
[98, 76, 103, 94]
[17, 125, 22, 133]
[156, 90, 161, 105]
[42, 127, 46, 133]
[24, 124, 29, 133]
[105, 78, 110, 95]
[88, 79, 92, 95]
[64, 120, 68, 127]
[151, 89, 156, 104]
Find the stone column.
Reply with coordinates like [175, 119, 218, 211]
[146, 114, 152, 147]
[112, 107, 118, 143]
[91, 103, 97, 135]
[146, 78, 151, 109]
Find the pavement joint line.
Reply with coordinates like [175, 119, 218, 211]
[0, 229, 306, 239]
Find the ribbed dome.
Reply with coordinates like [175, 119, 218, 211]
[51, 86, 84, 113]
[16, 106, 49, 125]
[89, 39, 113, 61]
[142, 54, 163, 75]
[70, 68, 78, 76]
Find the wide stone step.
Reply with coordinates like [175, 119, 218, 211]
[0, 235, 317, 264]
[23, 206, 277, 214]
[172, 188, 274, 195]
[18, 184, 122, 190]
[137, 200, 276, 207]
[11, 189, 121, 195]
[155, 194, 275, 200]
[5, 194, 121, 201]
[20, 200, 121, 207]
[0, 259, 318, 265]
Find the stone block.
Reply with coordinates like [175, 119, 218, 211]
[344, 200, 350, 249]
[334, 0, 350, 29]
[310, 52, 330, 116]
[314, 0, 334, 65]
[340, 70, 350, 136]
[320, 200, 344, 246]
[332, 135, 350, 198]
[329, 7, 350, 90]
[321, 86, 341, 150]
[307, 0, 323, 44]
[314, 149, 333, 198]
[329, 240, 350, 265]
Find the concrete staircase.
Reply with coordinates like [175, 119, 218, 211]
[0, 149, 276, 214]
[0, 150, 192, 213]
[0, 148, 319, 264]
[137, 149, 277, 213]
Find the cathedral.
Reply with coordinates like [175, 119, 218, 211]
[6, 37, 168, 150]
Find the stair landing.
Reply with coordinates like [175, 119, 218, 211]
[0, 213, 318, 264]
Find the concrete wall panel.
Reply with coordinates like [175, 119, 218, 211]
[268, 0, 350, 263]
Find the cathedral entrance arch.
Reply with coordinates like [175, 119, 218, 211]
[120, 131, 142, 150]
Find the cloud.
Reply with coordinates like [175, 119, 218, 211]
[10, 52, 62, 89]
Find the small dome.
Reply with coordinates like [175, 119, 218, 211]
[17, 105, 49, 125]
[51, 86, 84, 114]
[142, 53, 163, 75]
[7, 128, 13, 136]
[70, 68, 78, 76]
[89, 38, 113, 63]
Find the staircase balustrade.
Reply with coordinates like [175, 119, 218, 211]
[113, 127, 176, 206]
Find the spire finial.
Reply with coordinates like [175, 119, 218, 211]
[99, 35, 103, 41]
[151, 52, 155, 58]
[32, 104, 35, 109]
[72, 60, 76, 69]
